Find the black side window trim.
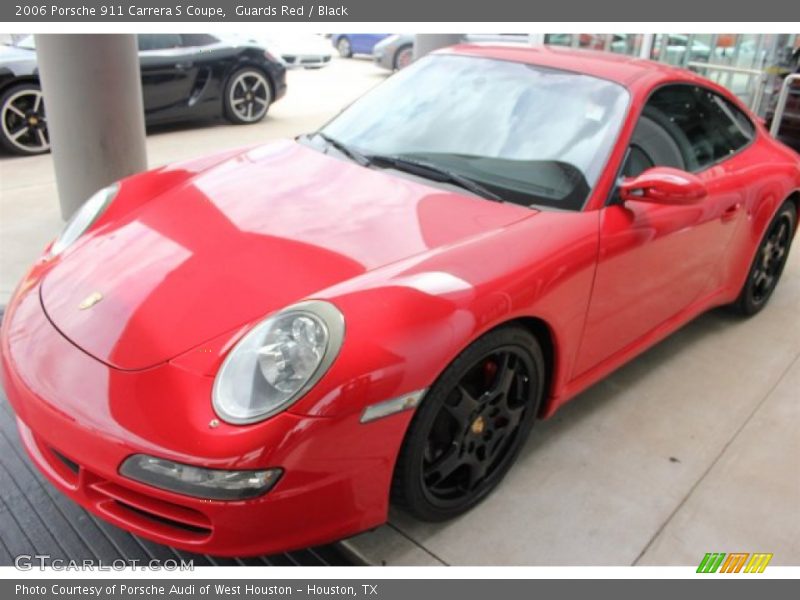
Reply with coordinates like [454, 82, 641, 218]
[651, 83, 757, 175]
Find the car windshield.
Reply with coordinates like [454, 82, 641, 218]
[320, 54, 629, 210]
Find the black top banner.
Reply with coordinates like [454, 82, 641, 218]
[3, 0, 797, 22]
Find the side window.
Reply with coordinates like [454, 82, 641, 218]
[622, 145, 654, 178]
[717, 95, 756, 140]
[624, 84, 755, 177]
[137, 34, 183, 52]
[180, 34, 218, 48]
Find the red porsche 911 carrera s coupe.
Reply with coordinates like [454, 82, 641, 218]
[2, 44, 799, 556]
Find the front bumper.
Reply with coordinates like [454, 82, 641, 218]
[372, 48, 394, 71]
[0, 280, 412, 556]
[281, 54, 332, 69]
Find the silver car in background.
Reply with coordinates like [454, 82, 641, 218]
[373, 34, 414, 71]
[373, 33, 530, 71]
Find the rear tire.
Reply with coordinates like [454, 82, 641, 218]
[730, 200, 796, 316]
[392, 326, 545, 521]
[223, 68, 272, 125]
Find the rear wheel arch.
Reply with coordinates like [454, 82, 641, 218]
[787, 190, 800, 237]
[730, 197, 796, 315]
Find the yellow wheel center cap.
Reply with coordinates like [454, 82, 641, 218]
[471, 416, 485, 435]
[29, 117, 38, 126]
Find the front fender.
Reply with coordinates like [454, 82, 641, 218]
[170, 209, 600, 422]
[292, 208, 601, 419]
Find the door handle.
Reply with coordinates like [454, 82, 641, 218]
[721, 202, 742, 223]
[175, 61, 193, 71]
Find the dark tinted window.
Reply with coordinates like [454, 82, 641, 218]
[622, 145, 655, 178]
[626, 106, 692, 175]
[641, 85, 754, 171]
[724, 98, 756, 138]
[181, 34, 218, 47]
[137, 34, 182, 51]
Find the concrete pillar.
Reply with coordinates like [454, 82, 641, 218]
[35, 34, 147, 219]
[413, 34, 464, 60]
[639, 34, 655, 59]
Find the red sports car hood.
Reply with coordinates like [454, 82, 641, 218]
[41, 140, 532, 370]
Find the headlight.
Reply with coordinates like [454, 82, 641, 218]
[50, 183, 118, 256]
[120, 454, 282, 500]
[212, 300, 345, 424]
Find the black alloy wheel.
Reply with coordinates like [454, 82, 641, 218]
[392, 326, 544, 521]
[732, 200, 796, 316]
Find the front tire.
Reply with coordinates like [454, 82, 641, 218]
[394, 45, 413, 70]
[223, 68, 272, 125]
[731, 200, 796, 316]
[336, 37, 352, 58]
[392, 326, 545, 521]
[0, 83, 50, 155]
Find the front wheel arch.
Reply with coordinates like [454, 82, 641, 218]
[416, 315, 558, 420]
[498, 316, 556, 415]
[391, 324, 547, 520]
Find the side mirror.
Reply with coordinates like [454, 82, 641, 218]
[619, 166, 707, 205]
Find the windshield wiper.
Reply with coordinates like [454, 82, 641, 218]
[312, 132, 371, 167]
[367, 154, 504, 203]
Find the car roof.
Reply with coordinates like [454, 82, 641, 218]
[440, 43, 702, 89]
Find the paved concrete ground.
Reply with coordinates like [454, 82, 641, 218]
[1, 56, 798, 567]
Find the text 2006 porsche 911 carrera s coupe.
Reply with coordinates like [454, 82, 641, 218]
[2, 45, 799, 556]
